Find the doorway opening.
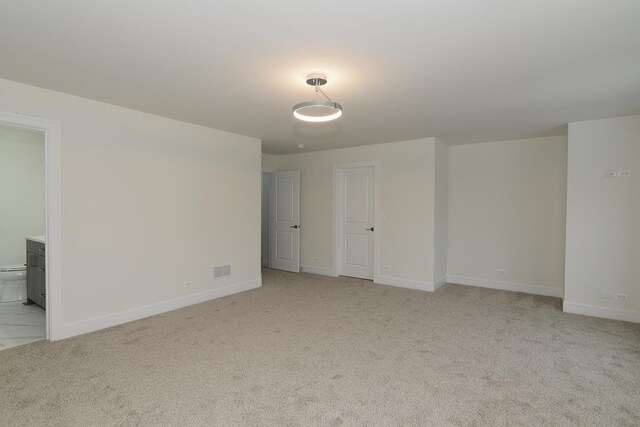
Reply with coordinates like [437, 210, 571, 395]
[261, 171, 271, 268]
[333, 161, 380, 280]
[0, 111, 62, 344]
[0, 124, 45, 349]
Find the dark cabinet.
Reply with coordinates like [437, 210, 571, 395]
[26, 240, 46, 309]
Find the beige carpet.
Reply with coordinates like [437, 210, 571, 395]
[1, 269, 639, 426]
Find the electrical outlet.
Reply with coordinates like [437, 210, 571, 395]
[497, 269, 506, 275]
[618, 170, 631, 177]
[184, 281, 192, 288]
[313, 257, 320, 262]
[604, 171, 618, 177]
[601, 291, 628, 300]
[383, 265, 391, 271]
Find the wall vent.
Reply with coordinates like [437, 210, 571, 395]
[214, 264, 231, 279]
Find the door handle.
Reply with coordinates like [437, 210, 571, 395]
[290, 225, 299, 229]
[38, 268, 46, 272]
[366, 227, 374, 231]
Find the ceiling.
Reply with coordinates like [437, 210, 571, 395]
[1, 1, 639, 154]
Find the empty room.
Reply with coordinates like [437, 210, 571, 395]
[0, 1, 639, 425]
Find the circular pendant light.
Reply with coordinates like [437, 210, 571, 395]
[292, 73, 343, 122]
[292, 100, 343, 122]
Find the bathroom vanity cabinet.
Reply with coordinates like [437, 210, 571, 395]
[26, 239, 46, 309]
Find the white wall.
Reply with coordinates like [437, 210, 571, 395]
[564, 115, 640, 322]
[262, 153, 279, 171]
[447, 136, 567, 297]
[277, 138, 437, 288]
[433, 138, 448, 284]
[0, 125, 45, 266]
[0, 78, 261, 332]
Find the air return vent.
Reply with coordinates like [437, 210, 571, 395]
[214, 264, 231, 279]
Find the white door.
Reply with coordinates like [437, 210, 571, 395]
[340, 166, 374, 279]
[269, 170, 300, 272]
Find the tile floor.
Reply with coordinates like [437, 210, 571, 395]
[0, 301, 45, 350]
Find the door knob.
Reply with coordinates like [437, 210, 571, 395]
[366, 227, 374, 231]
[290, 225, 299, 229]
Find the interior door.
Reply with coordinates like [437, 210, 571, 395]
[269, 170, 300, 272]
[341, 166, 374, 279]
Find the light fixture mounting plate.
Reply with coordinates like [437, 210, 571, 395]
[306, 73, 327, 86]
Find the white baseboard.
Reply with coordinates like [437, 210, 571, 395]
[433, 275, 447, 291]
[300, 265, 337, 276]
[447, 275, 563, 298]
[375, 275, 436, 292]
[61, 278, 262, 339]
[563, 301, 640, 324]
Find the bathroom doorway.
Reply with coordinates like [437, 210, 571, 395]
[0, 124, 45, 349]
[0, 111, 62, 346]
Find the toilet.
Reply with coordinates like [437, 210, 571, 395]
[0, 265, 27, 303]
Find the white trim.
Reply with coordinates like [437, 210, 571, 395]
[61, 278, 262, 339]
[563, 302, 640, 324]
[333, 161, 381, 280]
[300, 265, 337, 276]
[447, 275, 563, 298]
[0, 111, 63, 341]
[433, 275, 447, 291]
[375, 275, 436, 292]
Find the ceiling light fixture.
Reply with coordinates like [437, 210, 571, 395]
[292, 73, 343, 122]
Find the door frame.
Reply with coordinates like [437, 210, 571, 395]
[0, 111, 63, 341]
[333, 161, 381, 280]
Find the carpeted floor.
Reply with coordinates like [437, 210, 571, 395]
[1, 269, 639, 426]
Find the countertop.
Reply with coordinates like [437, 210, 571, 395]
[26, 235, 46, 244]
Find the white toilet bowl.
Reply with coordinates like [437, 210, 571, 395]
[0, 265, 27, 303]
